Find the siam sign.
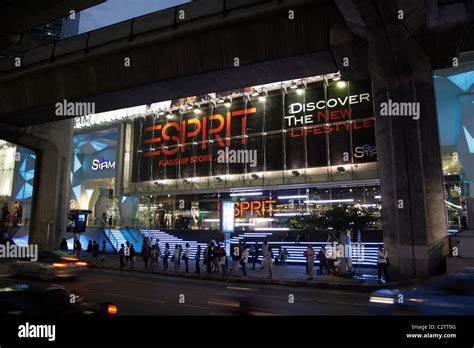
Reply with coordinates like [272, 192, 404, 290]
[132, 79, 376, 182]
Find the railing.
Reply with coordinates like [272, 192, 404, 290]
[103, 228, 119, 252]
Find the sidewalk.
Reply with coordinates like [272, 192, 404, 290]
[87, 255, 388, 292]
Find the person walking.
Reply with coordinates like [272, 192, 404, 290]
[205, 242, 213, 274]
[305, 244, 315, 280]
[260, 240, 269, 269]
[317, 245, 330, 275]
[377, 244, 389, 284]
[178, 245, 182, 268]
[219, 246, 227, 276]
[129, 244, 136, 270]
[163, 243, 170, 270]
[173, 245, 180, 271]
[251, 241, 259, 270]
[100, 240, 107, 265]
[195, 245, 201, 274]
[212, 243, 219, 273]
[155, 242, 161, 270]
[124, 241, 130, 266]
[92, 241, 99, 265]
[142, 243, 150, 269]
[149, 245, 156, 271]
[118, 243, 125, 269]
[241, 244, 249, 278]
[264, 246, 273, 279]
[101, 212, 107, 229]
[231, 243, 242, 274]
[183, 243, 190, 273]
[74, 239, 82, 259]
[108, 215, 113, 229]
[86, 240, 93, 261]
[59, 238, 68, 252]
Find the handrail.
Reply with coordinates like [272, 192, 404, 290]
[104, 228, 119, 252]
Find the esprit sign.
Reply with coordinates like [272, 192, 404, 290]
[91, 157, 116, 171]
[234, 200, 276, 218]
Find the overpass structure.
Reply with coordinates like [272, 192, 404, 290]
[0, 0, 473, 280]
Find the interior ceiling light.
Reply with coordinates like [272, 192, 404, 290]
[336, 81, 347, 89]
[193, 104, 201, 114]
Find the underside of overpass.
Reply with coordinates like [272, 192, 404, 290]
[0, 0, 473, 280]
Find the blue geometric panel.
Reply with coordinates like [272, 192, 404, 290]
[16, 182, 33, 200]
[464, 126, 474, 154]
[74, 154, 82, 173]
[72, 185, 81, 201]
[447, 71, 474, 92]
[23, 170, 34, 182]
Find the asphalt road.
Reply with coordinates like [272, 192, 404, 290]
[1, 268, 383, 316]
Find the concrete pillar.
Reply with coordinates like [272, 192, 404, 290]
[0, 119, 73, 250]
[334, 0, 452, 279]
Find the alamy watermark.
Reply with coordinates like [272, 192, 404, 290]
[55, 99, 95, 117]
[379, 99, 420, 120]
[217, 147, 257, 167]
[18, 322, 55, 341]
[0, 241, 38, 261]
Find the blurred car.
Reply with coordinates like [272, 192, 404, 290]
[0, 281, 117, 317]
[369, 270, 474, 315]
[8, 250, 88, 281]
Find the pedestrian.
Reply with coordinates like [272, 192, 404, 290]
[173, 245, 180, 271]
[251, 241, 259, 270]
[163, 243, 170, 270]
[205, 242, 213, 274]
[86, 240, 93, 261]
[59, 238, 68, 252]
[231, 242, 242, 274]
[183, 243, 190, 273]
[260, 239, 268, 269]
[241, 244, 249, 278]
[100, 240, 106, 264]
[125, 241, 130, 265]
[149, 245, 156, 271]
[195, 245, 201, 274]
[1, 203, 8, 228]
[219, 245, 227, 276]
[74, 239, 82, 259]
[264, 246, 273, 279]
[142, 243, 150, 269]
[108, 215, 113, 229]
[461, 201, 468, 230]
[305, 244, 315, 280]
[212, 243, 219, 272]
[317, 245, 330, 275]
[101, 212, 107, 229]
[178, 245, 182, 268]
[92, 241, 99, 265]
[155, 242, 161, 270]
[118, 243, 125, 269]
[129, 244, 136, 270]
[377, 244, 389, 284]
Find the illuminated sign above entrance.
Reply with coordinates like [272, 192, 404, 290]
[91, 157, 116, 171]
[234, 200, 276, 218]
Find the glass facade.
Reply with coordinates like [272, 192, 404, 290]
[134, 184, 382, 231]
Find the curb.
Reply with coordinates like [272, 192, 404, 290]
[94, 265, 383, 292]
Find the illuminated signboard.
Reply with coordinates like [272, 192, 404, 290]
[220, 201, 235, 233]
[91, 157, 116, 171]
[132, 79, 375, 182]
[234, 200, 276, 218]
